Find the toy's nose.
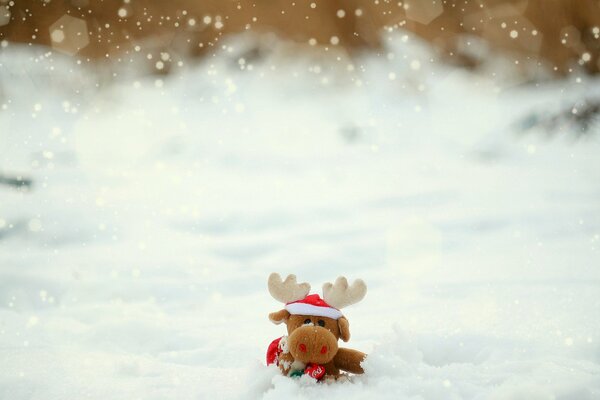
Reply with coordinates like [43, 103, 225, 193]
[320, 345, 327, 354]
[299, 343, 307, 353]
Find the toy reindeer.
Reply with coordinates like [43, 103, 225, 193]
[266, 273, 367, 381]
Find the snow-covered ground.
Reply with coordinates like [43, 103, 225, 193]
[1, 35, 599, 399]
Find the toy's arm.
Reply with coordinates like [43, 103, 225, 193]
[333, 348, 366, 374]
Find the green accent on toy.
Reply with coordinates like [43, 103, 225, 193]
[289, 370, 304, 378]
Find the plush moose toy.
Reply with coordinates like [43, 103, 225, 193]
[266, 273, 367, 381]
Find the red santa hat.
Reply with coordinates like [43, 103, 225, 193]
[285, 294, 343, 320]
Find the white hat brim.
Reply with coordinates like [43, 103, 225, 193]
[285, 302, 343, 320]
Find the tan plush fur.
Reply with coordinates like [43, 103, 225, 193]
[322, 277, 367, 309]
[268, 273, 311, 304]
[269, 309, 291, 325]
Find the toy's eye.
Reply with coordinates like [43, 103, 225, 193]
[317, 320, 325, 327]
[304, 318, 311, 325]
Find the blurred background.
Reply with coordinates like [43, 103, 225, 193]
[1, 1, 599, 399]
[2, 0, 600, 74]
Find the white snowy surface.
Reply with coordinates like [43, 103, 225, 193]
[1, 36, 599, 400]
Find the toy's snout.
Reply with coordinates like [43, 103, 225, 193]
[288, 325, 338, 364]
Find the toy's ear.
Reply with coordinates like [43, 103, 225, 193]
[269, 309, 290, 325]
[338, 317, 350, 342]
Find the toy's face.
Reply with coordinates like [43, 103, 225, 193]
[269, 310, 352, 365]
[286, 315, 340, 364]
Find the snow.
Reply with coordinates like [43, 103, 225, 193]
[1, 34, 600, 399]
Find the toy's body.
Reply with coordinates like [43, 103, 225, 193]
[266, 273, 367, 381]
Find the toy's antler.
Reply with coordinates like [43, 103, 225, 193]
[322, 276, 367, 309]
[268, 273, 311, 304]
